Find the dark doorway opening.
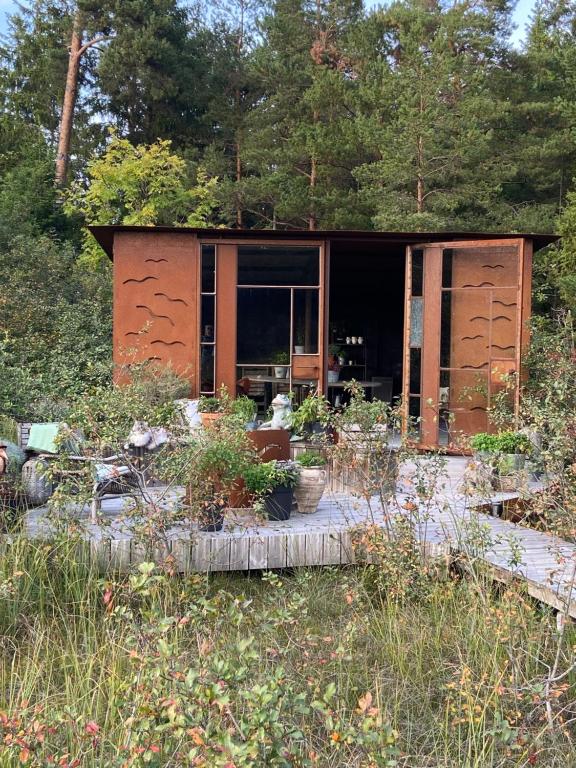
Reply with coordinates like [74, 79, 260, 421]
[328, 241, 406, 405]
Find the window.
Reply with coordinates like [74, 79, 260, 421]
[200, 244, 216, 394]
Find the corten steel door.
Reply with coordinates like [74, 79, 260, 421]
[403, 239, 531, 447]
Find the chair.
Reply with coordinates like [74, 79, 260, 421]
[371, 376, 394, 403]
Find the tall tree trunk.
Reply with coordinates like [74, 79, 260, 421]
[417, 133, 424, 215]
[55, 15, 82, 187]
[309, 154, 317, 230]
[236, 137, 242, 227]
[416, 90, 425, 214]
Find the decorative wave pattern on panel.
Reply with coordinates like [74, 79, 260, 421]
[123, 275, 159, 285]
[135, 304, 176, 327]
[150, 339, 186, 347]
[153, 292, 189, 306]
[118, 251, 191, 374]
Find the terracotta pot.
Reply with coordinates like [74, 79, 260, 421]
[294, 466, 326, 514]
[200, 411, 223, 429]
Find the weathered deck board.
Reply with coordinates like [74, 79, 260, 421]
[20, 456, 576, 617]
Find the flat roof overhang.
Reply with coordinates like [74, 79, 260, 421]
[89, 224, 559, 260]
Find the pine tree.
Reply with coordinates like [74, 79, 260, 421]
[353, 0, 515, 231]
[239, 0, 369, 229]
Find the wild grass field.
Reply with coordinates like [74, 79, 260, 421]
[0, 537, 574, 768]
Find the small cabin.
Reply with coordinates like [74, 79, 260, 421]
[91, 226, 556, 449]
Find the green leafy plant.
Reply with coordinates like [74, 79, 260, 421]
[272, 350, 290, 365]
[334, 381, 399, 435]
[243, 460, 299, 497]
[231, 394, 257, 425]
[295, 450, 327, 467]
[198, 395, 223, 413]
[290, 393, 331, 435]
[470, 431, 532, 455]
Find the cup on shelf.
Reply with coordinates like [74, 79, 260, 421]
[351, 336, 357, 345]
[345, 336, 351, 344]
[358, 336, 364, 345]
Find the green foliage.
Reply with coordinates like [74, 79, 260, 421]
[271, 350, 290, 365]
[243, 459, 300, 496]
[198, 395, 223, 413]
[64, 132, 220, 266]
[290, 393, 331, 435]
[470, 431, 532, 455]
[334, 381, 400, 435]
[230, 394, 257, 424]
[180, 416, 258, 512]
[0, 235, 112, 420]
[295, 450, 327, 467]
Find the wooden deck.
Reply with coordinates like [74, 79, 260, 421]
[22, 457, 576, 617]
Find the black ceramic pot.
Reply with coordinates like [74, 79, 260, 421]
[198, 503, 225, 532]
[264, 485, 294, 521]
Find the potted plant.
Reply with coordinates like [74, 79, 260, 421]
[198, 395, 224, 428]
[184, 415, 258, 531]
[272, 351, 290, 379]
[331, 382, 400, 498]
[470, 431, 532, 490]
[290, 393, 331, 440]
[231, 395, 257, 429]
[294, 323, 305, 355]
[244, 459, 299, 520]
[294, 451, 327, 514]
[327, 345, 341, 384]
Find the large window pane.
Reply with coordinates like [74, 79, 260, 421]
[293, 289, 319, 353]
[237, 288, 291, 364]
[201, 245, 215, 293]
[238, 246, 320, 286]
[411, 249, 423, 296]
[200, 345, 215, 393]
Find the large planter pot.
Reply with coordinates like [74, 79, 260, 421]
[200, 412, 223, 429]
[327, 370, 340, 384]
[294, 466, 326, 514]
[274, 366, 288, 379]
[22, 457, 53, 506]
[197, 502, 225, 532]
[264, 485, 294, 521]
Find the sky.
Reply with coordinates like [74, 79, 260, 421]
[0, 0, 537, 44]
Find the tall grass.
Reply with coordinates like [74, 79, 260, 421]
[0, 538, 574, 766]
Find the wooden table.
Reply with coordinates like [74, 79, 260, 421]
[327, 380, 382, 389]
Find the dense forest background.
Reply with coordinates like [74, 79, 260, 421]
[2, 0, 576, 419]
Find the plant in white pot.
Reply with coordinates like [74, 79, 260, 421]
[272, 351, 290, 379]
[294, 451, 327, 514]
[470, 431, 532, 491]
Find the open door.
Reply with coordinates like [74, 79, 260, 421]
[403, 239, 531, 448]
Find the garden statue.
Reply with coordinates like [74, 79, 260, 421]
[259, 394, 292, 430]
[126, 421, 169, 451]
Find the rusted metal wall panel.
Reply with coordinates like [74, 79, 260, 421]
[113, 231, 199, 393]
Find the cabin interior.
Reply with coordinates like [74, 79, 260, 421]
[328, 240, 405, 407]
